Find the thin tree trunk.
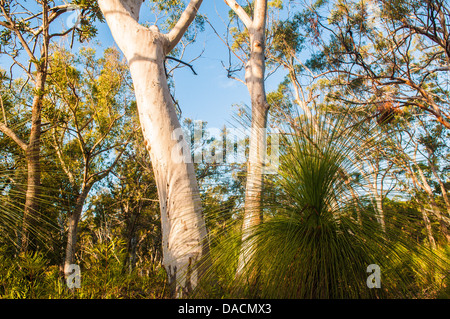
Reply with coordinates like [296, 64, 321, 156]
[21, 70, 46, 253]
[348, 180, 362, 225]
[127, 235, 138, 273]
[407, 169, 438, 249]
[64, 185, 92, 277]
[288, 71, 313, 119]
[237, 105, 267, 275]
[20, 1, 50, 253]
[122, 202, 140, 274]
[373, 191, 386, 234]
[416, 164, 450, 243]
[421, 206, 437, 249]
[226, 0, 270, 278]
[99, 0, 209, 297]
[428, 155, 450, 217]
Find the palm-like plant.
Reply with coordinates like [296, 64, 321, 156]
[204, 108, 447, 299]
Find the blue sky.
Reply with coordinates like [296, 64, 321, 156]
[93, 0, 286, 129]
[0, 0, 287, 129]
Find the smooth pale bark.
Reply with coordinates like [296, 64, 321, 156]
[421, 207, 437, 250]
[98, 0, 209, 297]
[428, 154, 450, 218]
[64, 183, 92, 275]
[288, 71, 313, 119]
[372, 185, 386, 234]
[407, 169, 438, 249]
[416, 165, 450, 243]
[225, 0, 269, 277]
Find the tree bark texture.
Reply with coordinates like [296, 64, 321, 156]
[64, 184, 92, 277]
[21, 70, 46, 253]
[99, 0, 209, 297]
[225, 0, 269, 277]
[19, 2, 50, 253]
[416, 164, 450, 243]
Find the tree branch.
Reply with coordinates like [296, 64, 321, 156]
[224, 0, 253, 29]
[0, 5, 36, 63]
[204, 15, 245, 64]
[165, 56, 198, 75]
[0, 92, 6, 124]
[166, 0, 204, 53]
[0, 122, 28, 151]
[87, 130, 134, 184]
[253, 0, 267, 29]
[52, 126, 75, 185]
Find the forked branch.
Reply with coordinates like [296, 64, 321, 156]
[224, 0, 253, 29]
[166, 0, 204, 53]
[0, 122, 28, 151]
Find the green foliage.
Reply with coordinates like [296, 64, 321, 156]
[271, 19, 304, 59]
[268, 0, 283, 9]
[71, 0, 104, 42]
[0, 29, 11, 47]
[0, 249, 52, 298]
[1, 0, 450, 300]
[70, 237, 166, 298]
[147, 0, 204, 44]
[196, 109, 449, 299]
[0, 238, 168, 299]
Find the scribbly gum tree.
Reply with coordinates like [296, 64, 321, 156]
[98, 0, 209, 297]
[223, 0, 269, 276]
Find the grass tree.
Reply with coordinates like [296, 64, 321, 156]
[206, 106, 448, 298]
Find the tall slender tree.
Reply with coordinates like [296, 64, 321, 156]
[45, 46, 135, 277]
[0, 0, 101, 252]
[223, 0, 270, 276]
[98, 0, 209, 297]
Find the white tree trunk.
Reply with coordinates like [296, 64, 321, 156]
[225, 0, 269, 279]
[428, 156, 450, 218]
[372, 185, 386, 234]
[416, 165, 450, 243]
[64, 184, 92, 278]
[421, 207, 437, 249]
[98, 0, 208, 297]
